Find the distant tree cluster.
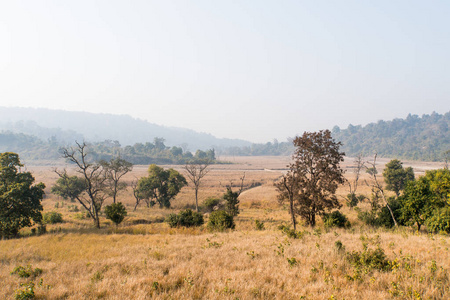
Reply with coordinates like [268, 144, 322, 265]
[332, 111, 450, 161]
[219, 139, 294, 156]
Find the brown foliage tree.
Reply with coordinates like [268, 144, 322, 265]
[276, 130, 346, 227]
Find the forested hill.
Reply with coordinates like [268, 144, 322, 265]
[0, 107, 251, 150]
[332, 112, 450, 161]
[218, 112, 450, 161]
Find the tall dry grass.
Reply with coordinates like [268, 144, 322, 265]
[1, 156, 448, 299]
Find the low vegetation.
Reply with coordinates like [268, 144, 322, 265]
[1, 133, 450, 298]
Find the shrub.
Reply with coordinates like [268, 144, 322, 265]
[426, 207, 450, 234]
[15, 282, 35, 300]
[322, 210, 350, 228]
[346, 244, 390, 272]
[346, 193, 365, 208]
[104, 202, 127, 226]
[11, 265, 43, 278]
[277, 224, 308, 239]
[43, 211, 63, 224]
[202, 197, 221, 212]
[207, 210, 235, 231]
[165, 209, 204, 228]
[255, 219, 265, 230]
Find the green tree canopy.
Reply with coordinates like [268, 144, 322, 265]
[399, 168, 450, 232]
[383, 159, 415, 197]
[104, 202, 127, 227]
[0, 152, 45, 238]
[51, 171, 86, 202]
[136, 164, 187, 208]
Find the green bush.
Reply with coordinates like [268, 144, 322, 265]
[165, 209, 204, 228]
[202, 197, 221, 212]
[207, 210, 235, 231]
[15, 282, 35, 300]
[11, 265, 43, 278]
[426, 207, 450, 234]
[322, 210, 350, 228]
[43, 211, 63, 224]
[104, 202, 127, 226]
[277, 224, 308, 239]
[346, 244, 390, 272]
[255, 219, 265, 230]
[346, 193, 366, 208]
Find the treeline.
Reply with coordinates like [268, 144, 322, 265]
[0, 132, 215, 164]
[218, 139, 294, 156]
[89, 138, 216, 164]
[332, 111, 450, 161]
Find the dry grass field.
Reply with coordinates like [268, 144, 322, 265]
[1, 156, 449, 299]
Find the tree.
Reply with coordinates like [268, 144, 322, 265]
[100, 157, 133, 203]
[136, 164, 187, 208]
[399, 169, 450, 232]
[345, 154, 366, 208]
[54, 142, 107, 228]
[51, 172, 86, 202]
[277, 130, 345, 227]
[131, 179, 144, 211]
[275, 170, 299, 231]
[184, 159, 211, 212]
[223, 173, 245, 217]
[0, 152, 45, 238]
[365, 154, 398, 227]
[383, 159, 415, 197]
[398, 179, 432, 231]
[104, 202, 127, 227]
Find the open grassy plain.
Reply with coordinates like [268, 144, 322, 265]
[1, 156, 449, 299]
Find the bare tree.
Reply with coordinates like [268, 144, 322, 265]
[131, 178, 143, 211]
[345, 154, 366, 208]
[184, 159, 211, 212]
[55, 142, 107, 228]
[100, 157, 133, 203]
[365, 154, 398, 227]
[275, 170, 299, 231]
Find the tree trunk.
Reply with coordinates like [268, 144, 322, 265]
[289, 196, 296, 231]
[195, 188, 199, 212]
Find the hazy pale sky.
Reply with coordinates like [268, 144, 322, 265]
[1, 1, 449, 143]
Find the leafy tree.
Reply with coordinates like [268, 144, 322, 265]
[398, 169, 449, 232]
[398, 179, 432, 231]
[383, 159, 415, 197]
[104, 202, 127, 227]
[51, 173, 86, 202]
[184, 159, 211, 212]
[0, 152, 45, 238]
[136, 164, 187, 208]
[100, 157, 133, 203]
[54, 142, 108, 228]
[276, 130, 346, 227]
[223, 173, 245, 217]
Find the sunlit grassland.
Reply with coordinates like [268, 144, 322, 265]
[1, 156, 449, 299]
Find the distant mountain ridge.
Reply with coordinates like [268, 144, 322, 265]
[0, 107, 251, 150]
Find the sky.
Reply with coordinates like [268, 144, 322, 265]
[1, 1, 449, 143]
